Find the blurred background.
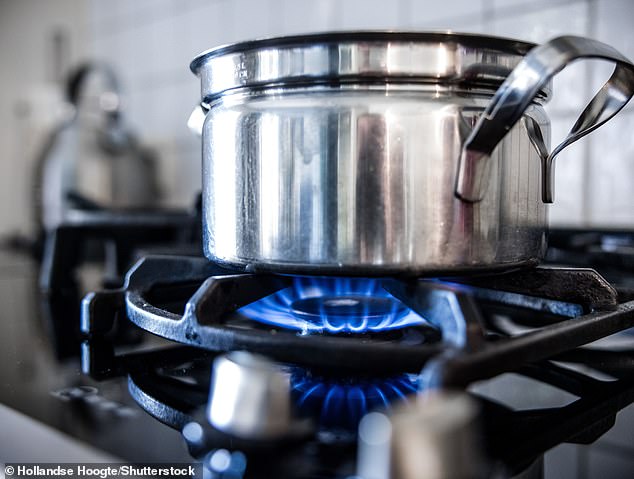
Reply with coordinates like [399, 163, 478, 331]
[0, 0, 633, 241]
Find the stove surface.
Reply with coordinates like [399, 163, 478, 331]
[2, 225, 634, 478]
[0, 251, 191, 463]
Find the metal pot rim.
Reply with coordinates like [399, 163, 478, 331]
[190, 30, 544, 102]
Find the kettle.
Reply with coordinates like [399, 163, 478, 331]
[34, 62, 161, 233]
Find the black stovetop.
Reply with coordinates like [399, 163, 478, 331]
[0, 251, 192, 463]
[2, 227, 634, 478]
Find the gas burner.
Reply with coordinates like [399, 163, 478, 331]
[82, 255, 634, 382]
[291, 371, 418, 431]
[73, 228, 634, 477]
[123, 351, 418, 436]
[123, 354, 358, 477]
[239, 277, 425, 333]
[82, 256, 444, 373]
[81, 339, 634, 477]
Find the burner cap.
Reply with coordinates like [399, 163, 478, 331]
[290, 295, 409, 331]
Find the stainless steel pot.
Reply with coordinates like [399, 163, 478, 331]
[190, 32, 634, 276]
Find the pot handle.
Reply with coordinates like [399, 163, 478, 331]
[455, 35, 634, 203]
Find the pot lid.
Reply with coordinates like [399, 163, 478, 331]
[190, 31, 550, 102]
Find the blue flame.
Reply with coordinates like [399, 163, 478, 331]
[291, 372, 418, 430]
[237, 277, 426, 333]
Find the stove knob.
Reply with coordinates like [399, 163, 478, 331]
[357, 392, 485, 479]
[207, 351, 292, 439]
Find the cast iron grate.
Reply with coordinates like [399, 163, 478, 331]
[81, 255, 634, 383]
[79, 337, 634, 476]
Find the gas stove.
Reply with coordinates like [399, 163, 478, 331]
[78, 225, 634, 478]
[2, 218, 634, 478]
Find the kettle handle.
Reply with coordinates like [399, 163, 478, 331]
[455, 35, 634, 203]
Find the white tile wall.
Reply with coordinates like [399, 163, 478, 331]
[2, 0, 631, 235]
[337, 0, 402, 29]
[588, 112, 634, 226]
[592, 0, 634, 115]
[80, 0, 633, 227]
[595, 0, 634, 62]
[0, 0, 89, 236]
[492, 1, 591, 114]
[408, 0, 486, 31]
